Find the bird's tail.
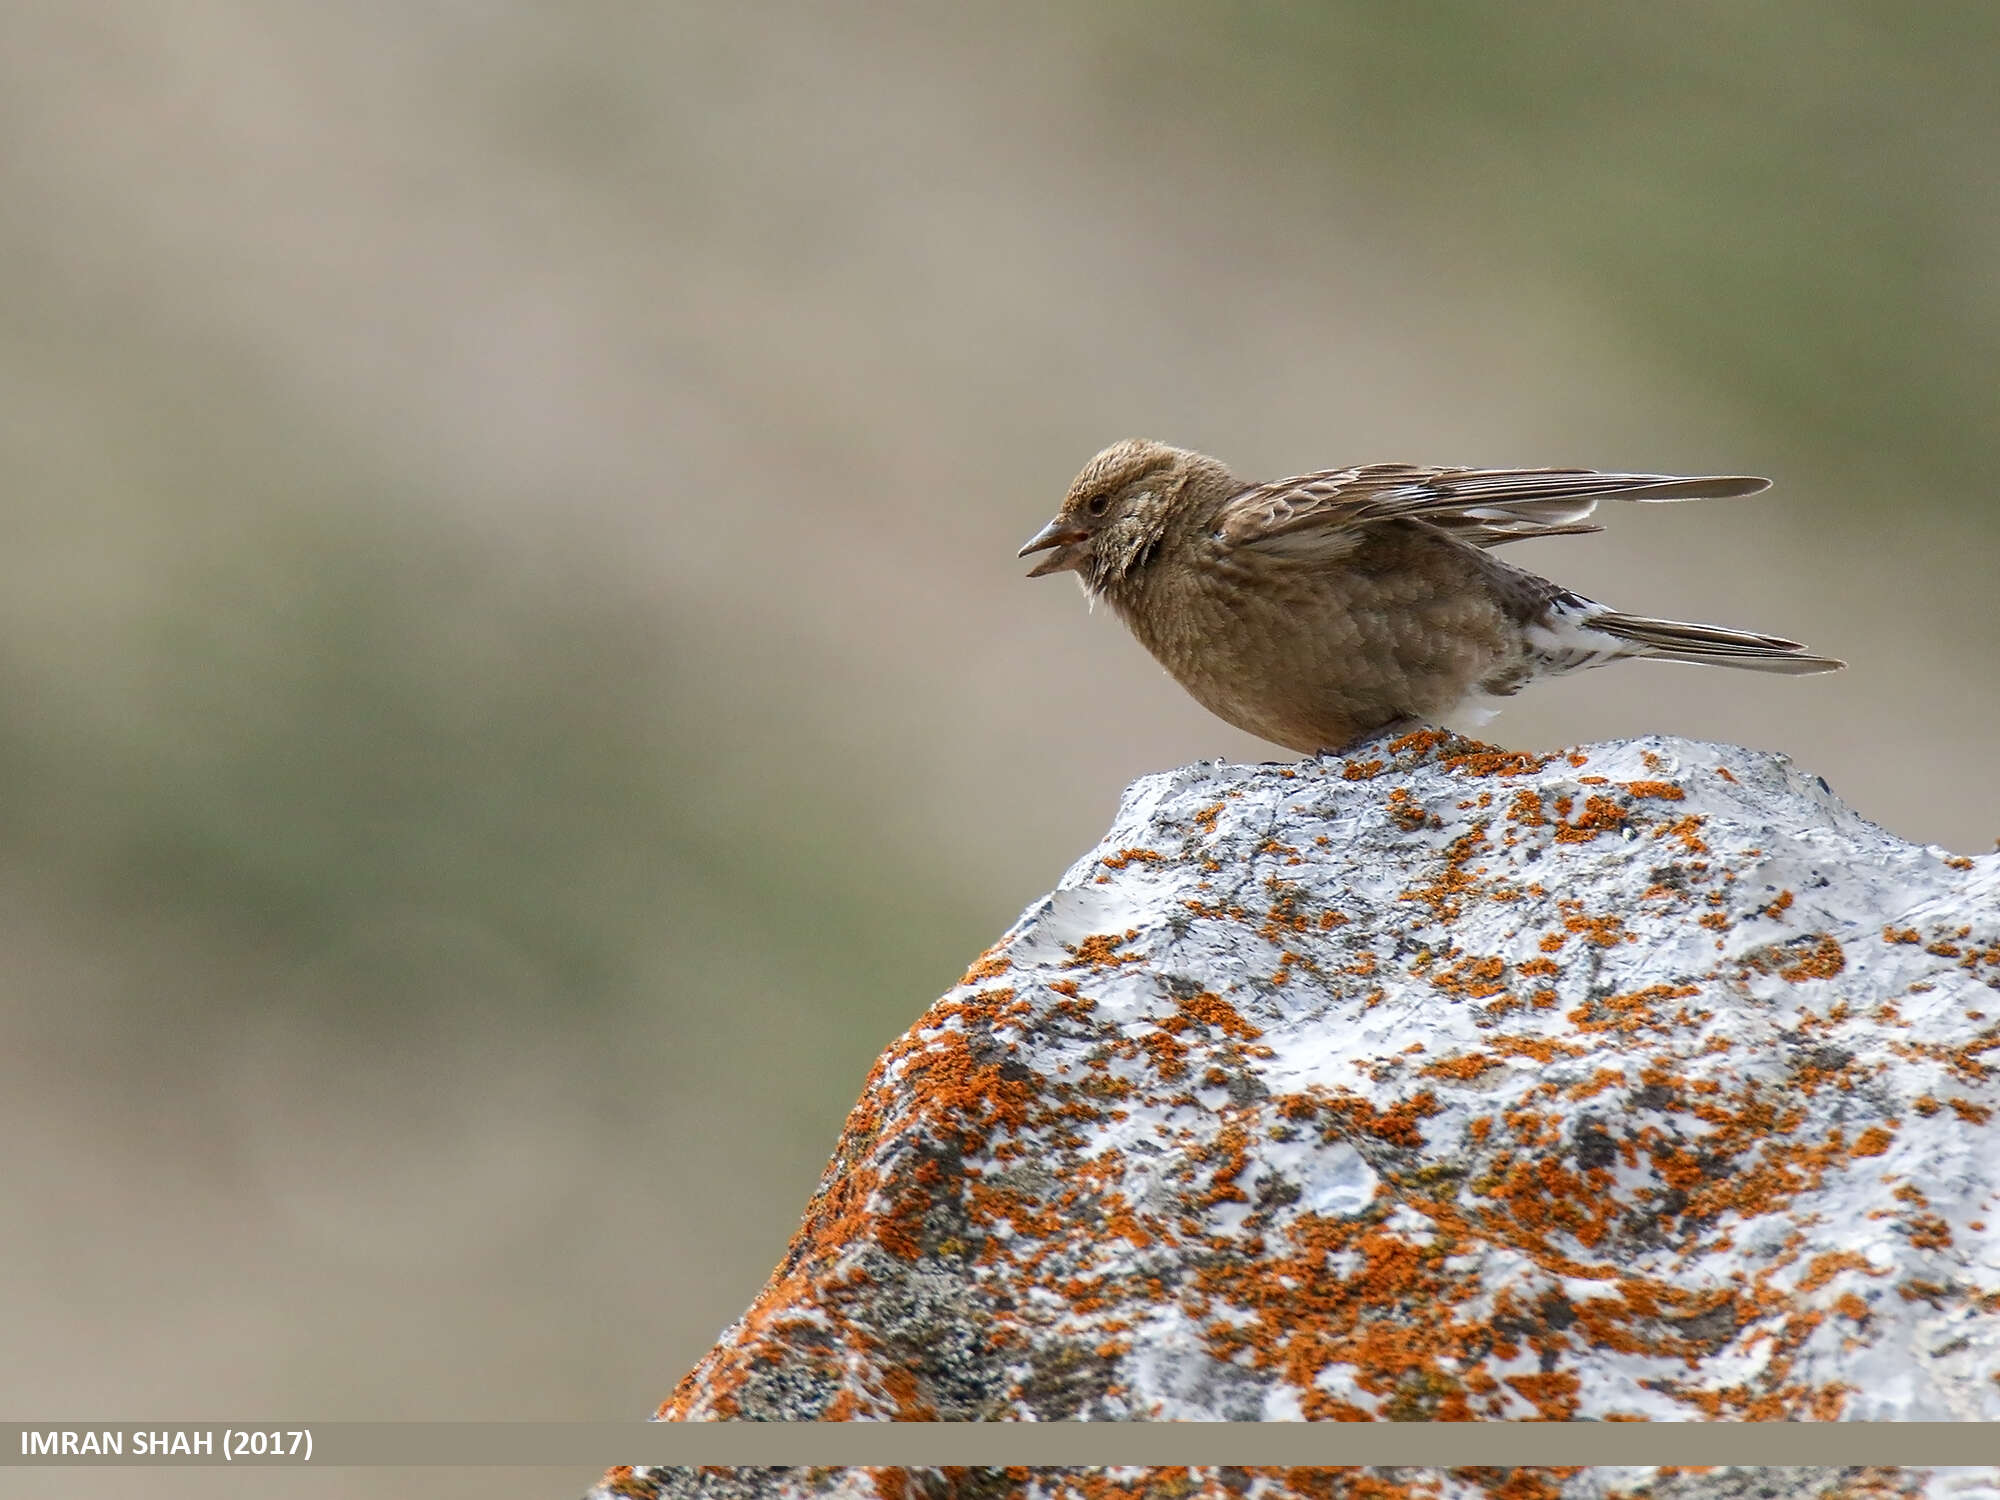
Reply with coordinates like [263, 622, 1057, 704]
[1590, 610, 1845, 674]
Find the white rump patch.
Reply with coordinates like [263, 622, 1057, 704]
[1525, 595, 1629, 675]
[1450, 693, 1504, 728]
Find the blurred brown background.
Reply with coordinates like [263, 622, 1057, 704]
[2, 2, 1996, 1496]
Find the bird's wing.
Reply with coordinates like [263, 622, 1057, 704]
[1215, 464, 1771, 555]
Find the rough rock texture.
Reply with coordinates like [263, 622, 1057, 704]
[598, 733, 2000, 1500]
[594, 1472, 1996, 1500]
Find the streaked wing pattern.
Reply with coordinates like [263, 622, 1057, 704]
[1218, 465, 1770, 552]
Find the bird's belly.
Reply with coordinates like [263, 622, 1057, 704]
[1118, 556, 1520, 753]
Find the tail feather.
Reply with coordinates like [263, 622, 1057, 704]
[1591, 610, 1845, 674]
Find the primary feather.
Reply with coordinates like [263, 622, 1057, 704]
[1218, 465, 1771, 552]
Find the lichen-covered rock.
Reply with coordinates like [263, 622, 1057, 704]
[600, 733, 2000, 1499]
[593, 1470, 1995, 1500]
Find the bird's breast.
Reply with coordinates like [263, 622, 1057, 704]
[1103, 529, 1529, 752]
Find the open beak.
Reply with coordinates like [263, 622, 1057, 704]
[1018, 517, 1088, 578]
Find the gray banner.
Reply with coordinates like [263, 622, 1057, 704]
[4, 1423, 1999, 1468]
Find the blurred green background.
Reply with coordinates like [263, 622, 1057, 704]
[2, 3, 1996, 1496]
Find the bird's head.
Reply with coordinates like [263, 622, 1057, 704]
[1018, 439, 1224, 594]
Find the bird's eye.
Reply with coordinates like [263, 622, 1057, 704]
[1087, 494, 1110, 516]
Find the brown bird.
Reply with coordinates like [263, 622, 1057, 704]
[1018, 439, 1842, 754]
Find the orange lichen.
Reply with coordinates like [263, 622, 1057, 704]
[1554, 909, 1629, 948]
[1623, 781, 1686, 801]
[1503, 1371, 1582, 1420]
[1421, 1053, 1502, 1081]
[1778, 935, 1847, 983]
[1431, 954, 1509, 1000]
[1065, 930, 1146, 970]
[1850, 1127, 1894, 1157]
[1654, 815, 1711, 854]
[1554, 794, 1628, 843]
[1101, 847, 1164, 870]
[1139, 1029, 1190, 1080]
[958, 951, 1011, 985]
[1386, 787, 1430, 831]
[1177, 990, 1263, 1040]
[1399, 825, 1490, 921]
[1445, 749, 1552, 778]
[1387, 728, 1454, 757]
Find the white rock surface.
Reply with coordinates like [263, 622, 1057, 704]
[593, 1468, 2000, 1500]
[596, 733, 2000, 1500]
